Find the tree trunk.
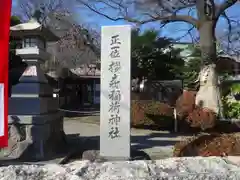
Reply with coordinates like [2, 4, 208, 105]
[196, 21, 223, 118]
[199, 21, 216, 65]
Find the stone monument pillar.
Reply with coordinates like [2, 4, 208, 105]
[5, 19, 65, 160]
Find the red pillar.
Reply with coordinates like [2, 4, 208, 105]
[0, 0, 12, 147]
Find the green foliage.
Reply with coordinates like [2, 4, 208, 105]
[222, 83, 240, 119]
[230, 84, 240, 94]
[181, 45, 202, 90]
[222, 98, 240, 119]
[10, 16, 21, 26]
[131, 29, 185, 80]
[181, 44, 232, 90]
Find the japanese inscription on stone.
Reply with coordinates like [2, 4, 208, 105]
[108, 35, 121, 139]
[100, 25, 131, 158]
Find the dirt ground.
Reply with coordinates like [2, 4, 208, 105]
[64, 116, 192, 160]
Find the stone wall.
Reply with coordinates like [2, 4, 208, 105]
[0, 157, 240, 179]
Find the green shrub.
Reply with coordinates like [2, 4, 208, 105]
[222, 83, 240, 119]
[223, 100, 240, 119]
[231, 84, 240, 93]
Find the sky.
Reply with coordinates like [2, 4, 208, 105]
[12, 0, 240, 42]
[74, 1, 240, 42]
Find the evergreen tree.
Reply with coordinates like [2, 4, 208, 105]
[131, 29, 185, 81]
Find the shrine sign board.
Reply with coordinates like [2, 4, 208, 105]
[100, 25, 131, 159]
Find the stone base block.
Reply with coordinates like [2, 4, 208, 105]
[82, 149, 151, 162]
[59, 149, 151, 164]
[3, 114, 66, 161]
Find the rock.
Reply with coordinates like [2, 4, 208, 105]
[82, 150, 106, 162]
[130, 149, 151, 161]
[2, 116, 66, 161]
[3, 124, 32, 158]
[81, 149, 151, 162]
[225, 156, 240, 166]
[0, 157, 240, 179]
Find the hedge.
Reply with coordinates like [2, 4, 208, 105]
[175, 90, 217, 131]
[131, 100, 174, 130]
[131, 90, 239, 132]
[175, 90, 197, 121]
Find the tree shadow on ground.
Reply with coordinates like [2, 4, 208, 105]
[55, 131, 191, 164]
[131, 132, 188, 149]
[0, 131, 192, 165]
[66, 131, 191, 151]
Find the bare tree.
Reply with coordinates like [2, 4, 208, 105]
[45, 12, 100, 77]
[219, 22, 240, 57]
[13, 0, 100, 77]
[12, 0, 67, 23]
[77, 0, 239, 116]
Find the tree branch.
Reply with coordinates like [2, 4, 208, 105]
[79, 0, 198, 27]
[222, 12, 232, 51]
[154, 15, 198, 27]
[174, 26, 196, 43]
[215, 0, 238, 18]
